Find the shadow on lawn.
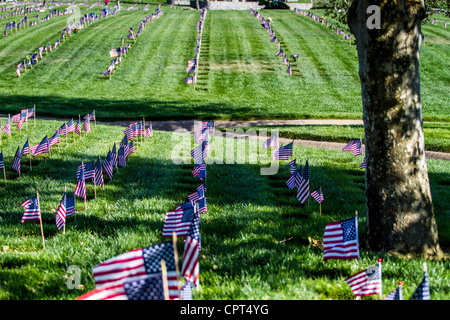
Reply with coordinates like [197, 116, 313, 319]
[0, 94, 262, 122]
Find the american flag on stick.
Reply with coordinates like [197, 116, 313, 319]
[49, 130, 60, 148]
[181, 214, 200, 287]
[21, 139, 30, 157]
[143, 125, 153, 138]
[345, 260, 382, 297]
[2, 114, 11, 135]
[103, 151, 114, 180]
[90, 242, 179, 300]
[74, 165, 86, 201]
[342, 139, 362, 156]
[192, 162, 206, 180]
[20, 195, 40, 223]
[21, 191, 46, 250]
[111, 143, 118, 168]
[77, 161, 95, 180]
[12, 146, 21, 174]
[310, 187, 324, 204]
[410, 265, 430, 300]
[83, 117, 91, 133]
[77, 273, 176, 300]
[273, 142, 293, 161]
[323, 215, 359, 261]
[56, 191, 67, 231]
[162, 201, 197, 238]
[33, 136, 50, 156]
[95, 156, 104, 187]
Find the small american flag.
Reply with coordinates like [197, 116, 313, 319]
[12, 146, 21, 173]
[83, 117, 91, 133]
[58, 123, 68, 136]
[74, 167, 86, 200]
[0, 151, 4, 169]
[182, 214, 200, 287]
[345, 264, 381, 297]
[83, 111, 95, 121]
[66, 193, 76, 217]
[323, 217, 359, 261]
[185, 76, 194, 84]
[77, 273, 177, 301]
[118, 146, 126, 167]
[3, 115, 11, 135]
[410, 272, 430, 300]
[384, 283, 403, 300]
[192, 163, 206, 180]
[20, 196, 40, 223]
[49, 130, 60, 148]
[75, 119, 82, 136]
[21, 139, 30, 156]
[180, 281, 193, 300]
[162, 201, 196, 237]
[56, 192, 67, 230]
[17, 119, 23, 131]
[143, 125, 153, 138]
[111, 143, 118, 168]
[95, 156, 104, 187]
[263, 132, 279, 149]
[296, 175, 309, 204]
[273, 142, 293, 161]
[66, 119, 75, 133]
[188, 187, 205, 202]
[360, 157, 366, 169]
[77, 161, 95, 180]
[289, 159, 296, 175]
[310, 187, 324, 204]
[123, 126, 134, 140]
[127, 141, 135, 157]
[342, 139, 362, 156]
[191, 142, 208, 164]
[286, 169, 301, 189]
[197, 197, 207, 214]
[91, 242, 178, 299]
[103, 151, 114, 180]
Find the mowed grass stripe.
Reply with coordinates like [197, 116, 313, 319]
[15, 10, 149, 91]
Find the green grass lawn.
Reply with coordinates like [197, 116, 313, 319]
[218, 122, 450, 153]
[0, 119, 448, 300]
[0, 6, 447, 122]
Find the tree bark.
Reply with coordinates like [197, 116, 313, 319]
[348, 0, 442, 257]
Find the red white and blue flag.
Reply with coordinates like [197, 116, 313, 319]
[345, 263, 381, 297]
[342, 139, 362, 156]
[323, 217, 359, 261]
[20, 196, 40, 223]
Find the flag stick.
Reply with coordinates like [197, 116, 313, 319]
[82, 161, 87, 210]
[94, 169, 97, 199]
[28, 138, 32, 171]
[63, 185, 66, 235]
[378, 258, 383, 299]
[2, 149, 6, 187]
[94, 110, 96, 128]
[79, 115, 82, 139]
[36, 189, 45, 249]
[172, 232, 182, 296]
[161, 260, 170, 300]
[72, 119, 74, 141]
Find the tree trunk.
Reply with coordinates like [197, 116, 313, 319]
[348, 0, 442, 257]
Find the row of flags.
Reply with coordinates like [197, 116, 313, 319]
[3, 6, 66, 37]
[1, 107, 35, 138]
[250, 9, 298, 76]
[185, 8, 207, 86]
[75, 120, 197, 300]
[1, 111, 95, 182]
[78, 121, 215, 300]
[104, 8, 163, 77]
[342, 138, 366, 169]
[292, 9, 354, 43]
[16, 9, 116, 77]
